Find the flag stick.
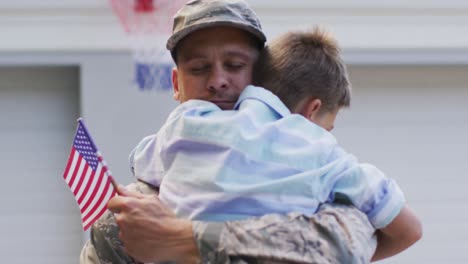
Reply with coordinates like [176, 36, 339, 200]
[109, 176, 125, 196]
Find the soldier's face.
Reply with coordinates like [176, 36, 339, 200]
[172, 26, 259, 110]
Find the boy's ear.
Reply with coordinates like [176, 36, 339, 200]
[299, 98, 322, 122]
[172, 67, 180, 101]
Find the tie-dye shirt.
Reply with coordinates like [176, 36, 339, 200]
[131, 85, 404, 229]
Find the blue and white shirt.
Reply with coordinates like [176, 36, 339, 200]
[130, 85, 405, 229]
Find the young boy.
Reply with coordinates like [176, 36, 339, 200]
[131, 27, 421, 260]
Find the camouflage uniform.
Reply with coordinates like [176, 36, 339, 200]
[80, 181, 376, 264]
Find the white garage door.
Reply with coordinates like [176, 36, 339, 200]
[334, 65, 468, 263]
[0, 67, 82, 263]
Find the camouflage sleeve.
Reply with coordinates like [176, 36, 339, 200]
[192, 203, 377, 264]
[87, 210, 139, 264]
[80, 239, 102, 264]
[81, 180, 376, 264]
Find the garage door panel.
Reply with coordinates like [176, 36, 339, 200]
[334, 65, 468, 263]
[2, 189, 80, 213]
[0, 66, 81, 263]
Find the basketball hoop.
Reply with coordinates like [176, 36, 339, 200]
[109, 0, 186, 91]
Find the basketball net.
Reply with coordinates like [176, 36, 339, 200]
[109, 0, 187, 91]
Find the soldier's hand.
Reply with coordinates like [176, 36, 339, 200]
[107, 185, 200, 263]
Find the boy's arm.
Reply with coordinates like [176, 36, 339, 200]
[330, 154, 422, 260]
[371, 205, 422, 261]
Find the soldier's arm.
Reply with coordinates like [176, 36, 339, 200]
[194, 203, 376, 264]
[81, 181, 376, 264]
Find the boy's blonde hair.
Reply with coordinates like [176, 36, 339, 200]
[253, 27, 351, 113]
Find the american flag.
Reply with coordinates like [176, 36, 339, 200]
[63, 119, 117, 231]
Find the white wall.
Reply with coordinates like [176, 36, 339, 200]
[1, 0, 468, 52]
[0, 66, 83, 263]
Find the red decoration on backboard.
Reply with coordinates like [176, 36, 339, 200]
[109, 0, 186, 91]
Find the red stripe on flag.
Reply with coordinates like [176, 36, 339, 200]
[73, 162, 90, 196]
[80, 167, 105, 213]
[82, 180, 115, 228]
[82, 187, 116, 231]
[67, 154, 83, 189]
[77, 165, 98, 205]
[63, 147, 76, 180]
[81, 176, 111, 222]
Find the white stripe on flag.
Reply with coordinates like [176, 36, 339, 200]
[77, 164, 102, 208]
[82, 180, 114, 227]
[81, 168, 108, 217]
[70, 157, 86, 192]
[74, 163, 93, 202]
[64, 149, 79, 184]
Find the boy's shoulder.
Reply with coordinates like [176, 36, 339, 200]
[235, 85, 291, 118]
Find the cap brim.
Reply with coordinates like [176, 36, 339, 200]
[166, 20, 266, 52]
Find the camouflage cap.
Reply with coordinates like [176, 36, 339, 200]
[167, 0, 266, 52]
